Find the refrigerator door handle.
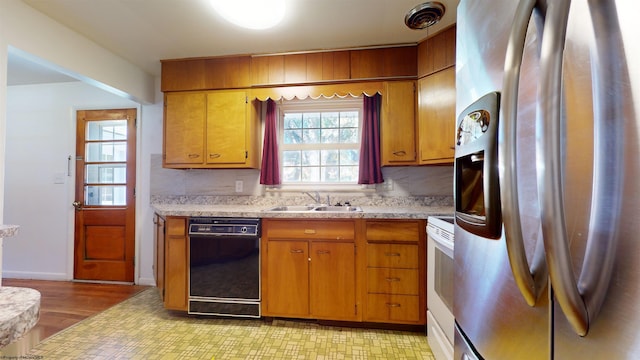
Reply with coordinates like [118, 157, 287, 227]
[498, 0, 548, 307]
[538, 0, 625, 337]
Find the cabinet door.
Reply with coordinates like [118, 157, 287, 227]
[206, 90, 248, 164]
[418, 67, 456, 164]
[164, 92, 206, 165]
[264, 240, 309, 317]
[381, 81, 417, 165]
[309, 241, 357, 320]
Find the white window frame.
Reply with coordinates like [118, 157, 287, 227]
[276, 96, 364, 189]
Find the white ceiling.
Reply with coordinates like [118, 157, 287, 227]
[9, 0, 458, 85]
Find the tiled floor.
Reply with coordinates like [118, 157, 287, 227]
[23, 288, 435, 359]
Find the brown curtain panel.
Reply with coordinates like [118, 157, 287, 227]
[260, 99, 281, 185]
[358, 94, 384, 184]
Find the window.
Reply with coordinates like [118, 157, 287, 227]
[279, 97, 362, 184]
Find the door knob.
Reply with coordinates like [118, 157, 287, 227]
[72, 201, 83, 210]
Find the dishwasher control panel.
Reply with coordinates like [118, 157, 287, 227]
[188, 218, 260, 236]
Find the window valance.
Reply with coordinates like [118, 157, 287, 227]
[249, 82, 384, 101]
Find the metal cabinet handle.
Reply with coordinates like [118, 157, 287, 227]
[209, 153, 221, 158]
[498, 0, 548, 307]
[538, 0, 625, 337]
[385, 277, 401, 282]
[290, 249, 304, 254]
[384, 252, 400, 257]
[392, 150, 407, 156]
[188, 154, 200, 158]
[316, 250, 331, 255]
[385, 303, 401, 308]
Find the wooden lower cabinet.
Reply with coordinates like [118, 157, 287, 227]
[154, 214, 188, 311]
[262, 219, 360, 321]
[363, 219, 426, 325]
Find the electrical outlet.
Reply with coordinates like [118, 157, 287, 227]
[235, 180, 243, 192]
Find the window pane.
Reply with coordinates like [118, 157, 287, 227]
[340, 149, 360, 165]
[282, 151, 301, 166]
[321, 166, 340, 182]
[321, 150, 339, 165]
[301, 167, 320, 182]
[321, 112, 339, 128]
[302, 129, 320, 143]
[340, 111, 359, 127]
[284, 129, 302, 144]
[86, 142, 126, 162]
[86, 120, 127, 141]
[302, 113, 320, 128]
[283, 167, 301, 182]
[85, 185, 126, 205]
[340, 166, 359, 182]
[340, 128, 359, 143]
[284, 113, 302, 129]
[321, 129, 340, 143]
[302, 150, 320, 166]
[86, 164, 126, 184]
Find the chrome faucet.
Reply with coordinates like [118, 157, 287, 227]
[304, 191, 320, 204]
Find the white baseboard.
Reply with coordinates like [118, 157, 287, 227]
[137, 276, 156, 286]
[2, 270, 69, 281]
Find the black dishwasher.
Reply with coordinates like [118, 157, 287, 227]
[188, 217, 261, 318]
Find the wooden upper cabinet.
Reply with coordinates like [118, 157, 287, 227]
[163, 89, 260, 169]
[161, 56, 251, 91]
[163, 92, 206, 165]
[252, 51, 351, 85]
[351, 46, 417, 79]
[381, 81, 417, 165]
[418, 66, 456, 164]
[418, 25, 456, 77]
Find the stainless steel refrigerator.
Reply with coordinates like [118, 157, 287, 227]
[453, 0, 640, 358]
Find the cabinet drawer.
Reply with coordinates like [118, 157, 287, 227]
[367, 244, 419, 268]
[365, 294, 420, 323]
[264, 219, 355, 241]
[366, 220, 421, 242]
[367, 268, 419, 295]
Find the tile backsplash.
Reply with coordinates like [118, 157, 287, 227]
[149, 154, 453, 206]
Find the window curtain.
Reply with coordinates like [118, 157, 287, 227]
[260, 99, 281, 185]
[358, 94, 384, 184]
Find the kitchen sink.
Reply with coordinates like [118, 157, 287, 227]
[266, 205, 317, 212]
[264, 205, 363, 212]
[313, 205, 362, 212]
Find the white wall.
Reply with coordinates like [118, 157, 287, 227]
[3, 82, 139, 280]
[0, 0, 158, 284]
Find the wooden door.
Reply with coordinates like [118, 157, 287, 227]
[206, 90, 247, 164]
[74, 109, 136, 282]
[309, 241, 357, 320]
[264, 240, 309, 316]
[163, 92, 206, 165]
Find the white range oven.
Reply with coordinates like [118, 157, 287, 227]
[426, 216, 455, 360]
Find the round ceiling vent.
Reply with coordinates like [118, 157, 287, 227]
[404, 2, 446, 30]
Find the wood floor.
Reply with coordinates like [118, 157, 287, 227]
[2, 278, 148, 340]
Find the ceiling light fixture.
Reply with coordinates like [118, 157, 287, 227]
[210, 0, 286, 30]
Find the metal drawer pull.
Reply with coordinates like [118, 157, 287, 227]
[304, 229, 316, 234]
[317, 250, 331, 255]
[290, 249, 304, 254]
[385, 277, 401, 282]
[384, 252, 401, 257]
[209, 153, 221, 158]
[188, 153, 200, 158]
[393, 150, 407, 156]
[385, 303, 401, 307]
